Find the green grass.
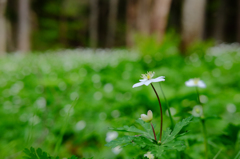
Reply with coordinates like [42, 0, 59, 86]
[0, 42, 240, 158]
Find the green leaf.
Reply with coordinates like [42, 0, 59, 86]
[23, 147, 60, 159]
[36, 148, 49, 159]
[110, 124, 154, 140]
[162, 116, 193, 144]
[135, 119, 155, 139]
[105, 135, 153, 149]
[163, 140, 186, 151]
[105, 136, 135, 148]
[68, 156, 79, 159]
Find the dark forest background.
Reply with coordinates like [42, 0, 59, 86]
[0, 0, 239, 53]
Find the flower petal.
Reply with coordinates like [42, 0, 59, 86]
[132, 81, 145, 88]
[185, 79, 196, 87]
[144, 80, 153, 86]
[139, 79, 148, 82]
[150, 77, 165, 83]
[198, 80, 206, 88]
[141, 114, 151, 122]
[147, 110, 153, 119]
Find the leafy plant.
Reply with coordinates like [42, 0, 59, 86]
[23, 147, 93, 159]
[106, 116, 192, 158]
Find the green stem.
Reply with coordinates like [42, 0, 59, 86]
[196, 87, 208, 159]
[159, 83, 174, 129]
[196, 87, 201, 104]
[151, 83, 163, 142]
[151, 123, 157, 141]
[201, 119, 208, 159]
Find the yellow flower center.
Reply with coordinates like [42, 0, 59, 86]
[193, 78, 200, 85]
[141, 71, 155, 80]
[195, 108, 200, 114]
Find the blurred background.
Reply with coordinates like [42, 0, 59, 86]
[1, 0, 240, 159]
[0, 0, 239, 53]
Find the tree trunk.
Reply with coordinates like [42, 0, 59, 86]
[181, 0, 206, 52]
[237, 0, 240, 43]
[106, 0, 119, 48]
[136, 0, 151, 35]
[89, 0, 99, 49]
[126, 0, 138, 47]
[151, 0, 172, 42]
[0, 0, 7, 55]
[17, 0, 31, 53]
[213, 0, 226, 43]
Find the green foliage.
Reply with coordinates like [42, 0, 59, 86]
[23, 147, 92, 159]
[0, 41, 240, 158]
[106, 116, 193, 158]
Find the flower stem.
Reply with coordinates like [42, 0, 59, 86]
[201, 119, 208, 159]
[151, 123, 157, 141]
[151, 83, 163, 142]
[159, 83, 174, 129]
[196, 87, 201, 104]
[196, 86, 208, 159]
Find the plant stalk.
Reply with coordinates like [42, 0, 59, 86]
[151, 83, 163, 142]
[196, 86, 208, 159]
[201, 119, 208, 159]
[159, 83, 174, 129]
[151, 123, 157, 141]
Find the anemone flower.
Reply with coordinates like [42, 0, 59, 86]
[132, 71, 165, 88]
[185, 78, 206, 88]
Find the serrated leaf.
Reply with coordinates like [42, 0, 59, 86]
[36, 148, 49, 159]
[23, 147, 38, 159]
[131, 136, 153, 148]
[105, 136, 135, 148]
[162, 116, 193, 144]
[151, 145, 166, 158]
[105, 135, 153, 149]
[163, 140, 186, 151]
[135, 119, 155, 139]
[110, 125, 152, 139]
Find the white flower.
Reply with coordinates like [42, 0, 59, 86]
[140, 110, 153, 123]
[132, 71, 165, 88]
[112, 146, 122, 155]
[106, 131, 118, 142]
[185, 78, 206, 88]
[144, 151, 154, 159]
[192, 105, 203, 117]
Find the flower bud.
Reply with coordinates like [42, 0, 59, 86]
[140, 110, 153, 122]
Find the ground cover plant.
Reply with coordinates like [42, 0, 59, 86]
[1, 41, 240, 158]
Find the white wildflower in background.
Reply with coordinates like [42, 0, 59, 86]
[226, 103, 237, 113]
[106, 131, 118, 142]
[132, 71, 165, 88]
[144, 151, 154, 159]
[140, 110, 153, 123]
[112, 146, 122, 155]
[185, 78, 206, 88]
[192, 105, 203, 117]
[166, 107, 176, 117]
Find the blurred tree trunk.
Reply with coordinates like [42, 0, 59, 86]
[137, 0, 151, 35]
[17, 0, 31, 53]
[213, 0, 226, 43]
[181, 0, 206, 52]
[106, 0, 119, 48]
[0, 0, 7, 55]
[126, 0, 138, 47]
[150, 0, 172, 42]
[89, 0, 98, 48]
[237, 0, 240, 43]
